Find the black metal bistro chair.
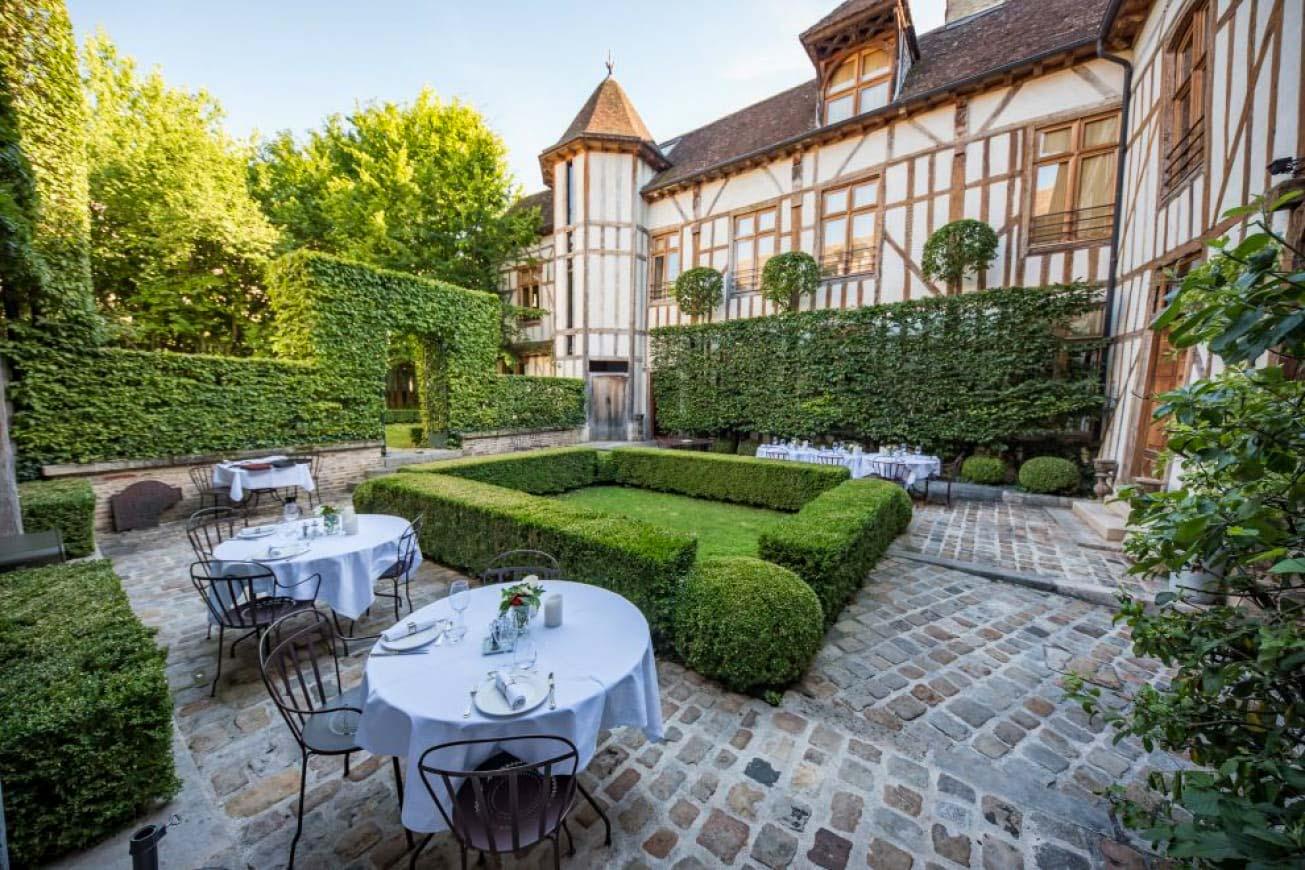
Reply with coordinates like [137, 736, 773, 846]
[188, 463, 227, 510]
[191, 560, 319, 696]
[372, 515, 425, 621]
[923, 455, 964, 508]
[259, 609, 410, 869]
[186, 506, 247, 562]
[479, 550, 562, 585]
[410, 736, 607, 870]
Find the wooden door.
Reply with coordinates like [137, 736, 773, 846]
[590, 376, 628, 441]
[1132, 261, 1195, 479]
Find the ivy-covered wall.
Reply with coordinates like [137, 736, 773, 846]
[650, 284, 1103, 450]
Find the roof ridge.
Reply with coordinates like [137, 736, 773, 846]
[658, 78, 817, 147]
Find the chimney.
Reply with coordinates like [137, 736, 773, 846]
[945, 0, 1004, 22]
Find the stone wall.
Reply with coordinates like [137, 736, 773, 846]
[458, 427, 583, 456]
[42, 442, 383, 535]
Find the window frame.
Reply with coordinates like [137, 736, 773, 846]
[1027, 110, 1122, 250]
[822, 43, 895, 126]
[515, 265, 542, 318]
[692, 217, 730, 273]
[1162, 1, 1210, 197]
[730, 206, 780, 293]
[817, 174, 881, 278]
[649, 230, 681, 302]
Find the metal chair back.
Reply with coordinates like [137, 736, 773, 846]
[417, 736, 579, 855]
[191, 560, 283, 629]
[188, 464, 218, 500]
[480, 550, 562, 585]
[815, 454, 845, 466]
[381, 515, 424, 580]
[186, 506, 246, 561]
[258, 609, 352, 750]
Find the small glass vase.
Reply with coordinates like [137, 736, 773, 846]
[323, 513, 341, 535]
[509, 603, 535, 634]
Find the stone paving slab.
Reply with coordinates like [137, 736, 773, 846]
[65, 501, 1181, 870]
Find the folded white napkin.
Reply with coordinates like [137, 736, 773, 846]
[494, 670, 527, 711]
[381, 616, 442, 642]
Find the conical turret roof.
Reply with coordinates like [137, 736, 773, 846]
[539, 75, 669, 182]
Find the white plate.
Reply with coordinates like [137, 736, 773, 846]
[237, 525, 278, 540]
[475, 672, 548, 717]
[379, 621, 448, 652]
[260, 544, 310, 561]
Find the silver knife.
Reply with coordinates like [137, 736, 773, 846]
[547, 671, 556, 709]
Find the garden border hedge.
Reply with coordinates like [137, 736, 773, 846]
[19, 478, 95, 557]
[0, 560, 177, 866]
[610, 447, 848, 511]
[402, 446, 601, 495]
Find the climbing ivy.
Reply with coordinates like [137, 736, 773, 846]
[650, 284, 1103, 452]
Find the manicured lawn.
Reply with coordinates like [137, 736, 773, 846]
[555, 485, 786, 560]
[385, 422, 421, 448]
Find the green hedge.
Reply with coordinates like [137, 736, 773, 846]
[0, 560, 177, 866]
[610, 448, 847, 512]
[18, 478, 95, 557]
[353, 472, 695, 643]
[759, 479, 912, 626]
[384, 408, 421, 424]
[479, 376, 585, 433]
[1018, 456, 1080, 494]
[402, 447, 600, 495]
[650, 284, 1103, 450]
[675, 556, 824, 694]
[961, 456, 1008, 485]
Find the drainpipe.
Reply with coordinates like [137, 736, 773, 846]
[1095, 36, 1134, 432]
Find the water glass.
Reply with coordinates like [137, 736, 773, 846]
[513, 638, 537, 673]
[447, 579, 470, 643]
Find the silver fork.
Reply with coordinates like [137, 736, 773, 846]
[547, 672, 556, 710]
[463, 686, 478, 718]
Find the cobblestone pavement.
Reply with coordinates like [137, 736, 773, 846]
[89, 504, 1178, 870]
[898, 501, 1136, 592]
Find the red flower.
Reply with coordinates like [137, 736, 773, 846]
[510, 595, 524, 606]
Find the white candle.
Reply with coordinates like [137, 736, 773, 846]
[543, 593, 563, 628]
[341, 507, 359, 535]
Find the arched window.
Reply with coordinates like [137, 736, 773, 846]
[824, 46, 893, 125]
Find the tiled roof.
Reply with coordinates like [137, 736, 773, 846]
[512, 189, 553, 235]
[801, 0, 890, 41]
[549, 75, 656, 150]
[644, 0, 1110, 195]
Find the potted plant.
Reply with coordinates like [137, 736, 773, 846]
[499, 578, 545, 633]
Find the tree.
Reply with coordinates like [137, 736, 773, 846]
[82, 33, 277, 355]
[760, 251, 820, 312]
[249, 89, 537, 293]
[921, 219, 998, 294]
[1068, 194, 1305, 866]
[673, 267, 723, 320]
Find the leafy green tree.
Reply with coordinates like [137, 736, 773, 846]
[761, 251, 820, 312]
[673, 267, 724, 320]
[249, 89, 537, 293]
[1068, 194, 1305, 866]
[83, 33, 277, 354]
[922, 219, 998, 294]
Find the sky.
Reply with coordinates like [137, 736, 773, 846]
[66, 0, 949, 193]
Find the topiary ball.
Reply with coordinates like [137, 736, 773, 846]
[674, 556, 824, 694]
[1018, 456, 1080, 494]
[961, 455, 1008, 485]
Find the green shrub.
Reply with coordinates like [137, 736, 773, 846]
[611, 448, 846, 512]
[594, 451, 617, 483]
[1018, 456, 1080, 494]
[961, 455, 1008, 485]
[674, 557, 823, 694]
[384, 408, 421, 424]
[709, 438, 736, 454]
[19, 478, 95, 557]
[479, 375, 585, 432]
[0, 560, 177, 866]
[921, 218, 999, 291]
[736, 439, 760, 457]
[760, 251, 820, 312]
[402, 447, 600, 495]
[672, 267, 723, 317]
[759, 479, 912, 626]
[353, 473, 695, 643]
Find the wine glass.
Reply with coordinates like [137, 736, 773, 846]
[513, 638, 537, 674]
[447, 579, 470, 643]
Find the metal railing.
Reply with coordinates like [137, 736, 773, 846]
[819, 245, 877, 278]
[1164, 122, 1205, 191]
[1029, 202, 1115, 246]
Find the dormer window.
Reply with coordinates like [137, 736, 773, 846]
[824, 46, 893, 124]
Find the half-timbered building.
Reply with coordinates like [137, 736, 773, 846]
[500, 0, 1302, 486]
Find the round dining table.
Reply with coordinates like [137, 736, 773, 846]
[211, 514, 416, 619]
[355, 580, 663, 834]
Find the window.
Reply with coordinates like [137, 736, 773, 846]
[693, 217, 729, 272]
[731, 207, 779, 292]
[565, 160, 576, 224]
[819, 177, 879, 276]
[1164, 2, 1208, 193]
[824, 46, 893, 125]
[650, 231, 680, 301]
[1029, 112, 1120, 246]
[516, 266, 541, 313]
[588, 359, 629, 373]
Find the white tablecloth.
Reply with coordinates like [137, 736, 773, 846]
[356, 580, 663, 834]
[211, 514, 417, 619]
[212, 456, 315, 502]
[756, 446, 942, 485]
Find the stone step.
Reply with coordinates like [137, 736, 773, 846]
[1072, 500, 1127, 543]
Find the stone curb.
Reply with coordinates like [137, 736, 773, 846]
[887, 547, 1121, 607]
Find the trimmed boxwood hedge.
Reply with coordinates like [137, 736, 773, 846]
[354, 472, 695, 644]
[403, 447, 601, 495]
[610, 447, 848, 512]
[0, 560, 177, 866]
[759, 479, 913, 626]
[961, 455, 1008, 485]
[675, 557, 824, 694]
[19, 478, 95, 557]
[1018, 456, 1080, 494]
